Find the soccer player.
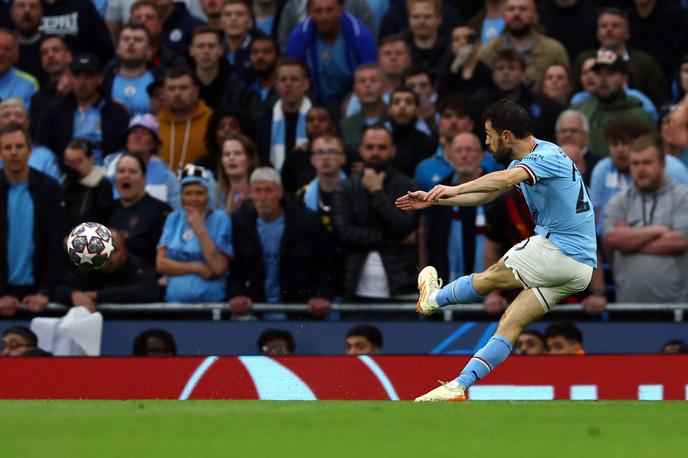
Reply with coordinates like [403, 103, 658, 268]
[395, 99, 596, 401]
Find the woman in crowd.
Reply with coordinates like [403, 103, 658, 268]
[156, 165, 233, 303]
[61, 139, 114, 232]
[542, 64, 573, 105]
[216, 133, 259, 214]
[109, 154, 171, 265]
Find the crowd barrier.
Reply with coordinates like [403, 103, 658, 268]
[2, 355, 687, 400]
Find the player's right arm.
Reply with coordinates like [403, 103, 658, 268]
[395, 188, 504, 210]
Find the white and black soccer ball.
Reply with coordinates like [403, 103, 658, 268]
[66, 222, 115, 270]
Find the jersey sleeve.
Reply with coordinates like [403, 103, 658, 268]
[516, 148, 565, 185]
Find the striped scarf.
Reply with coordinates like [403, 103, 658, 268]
[270, 97, 311, 172]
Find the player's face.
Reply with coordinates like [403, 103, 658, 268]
[0, 130, 30, 174]
[311, 138, 345, 176]
[221, 139, 252, 179]
[608, 140, 630, 170]
[546, 336, 581, 355]
[446, 133, 483, 177]
[484, 120, 512, 166]
[346, 336, 379, 355]
[630, 147, 665, 192]
[190, 33, 223, 70]
[115, 156, 146, 203]
[354, 68, 384, 105]
[182, 183, 209, 211]
[408, 2, 441, 40]
[250, 181, 284, 220]
[514, 334, 546, 355]
[64, 147, 94, 178]
[359, 129, 395, 170]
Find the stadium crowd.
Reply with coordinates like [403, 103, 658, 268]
[0, 0, 688, 328]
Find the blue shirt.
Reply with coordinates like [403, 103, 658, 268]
[256, 16, 274, 36]
[0, 145, 60, 182]
[257, 215, 284, 303]
[7, 181, 35, 285]
[481, 17, 505, 44]
[316, 35, 352, 104]
[73, 101, 104, 164]
[508, 139, 597, 266]
[90, 0, 107, 16]
[589, 155, 688, 235]
[158, 209, 233, 302]
[0, 67, 38, 109]
[111, 72, 154, 116]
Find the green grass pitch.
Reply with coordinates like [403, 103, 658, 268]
[3, 400, 687, 458]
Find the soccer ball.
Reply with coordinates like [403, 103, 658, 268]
[66, 222, 115, 270]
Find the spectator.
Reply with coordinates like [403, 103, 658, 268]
[1, 326, 48, 356]
[215, 133, 259, 214]
[660, 104, 688, 168]
[189, 26, 250, 110]
[157, 66, 213, 172]
[0, 98, 60, 181]
[286, 0, 377, 109]
[479, 0, 569, 90]
[277, 0, 375, 53]
[345, 324, 382, 355]
[53, 229, 161, 309]
[61, 139, 114, 231]
[572, 51, 655, 156]
[604, 135, 688, 303]
[258, 58, 312, 172]
[199, 0, 223, 29]
[0, 124, 64, 317]
[157, 164, 232, 303]
[40, 0, 114, 64]
[252, 0, 281, 38]
[36, 53, 130, 166]
[379, 0, 461, 42]
[661, 340, 687, 354]
[402, 65, 437, 136]
[156, 0, 203, 59]
[332, 125, 420, 300]
[105, 23, 156, 116]
[436, 25, 493, 98]
[258, 328, 296, 355]
[545, 322, 585, 355]
[404, 0, 451, 78]
[228, 167, 335, 318]
[414, 93, 478, 191]
[589, 116, 688, 235]
[109, 153, 171, 265]
[538, 0, 599, 60]
[377, 34, 412, 93]
[542, 64, 572, 105]
[246, 36, 280, 115]
[386, 87, 436, 177]
[0, 29, 38, 108]
[471, 49, 564, 142]
[130, 0, 186, 70]
[196, 106, 257, 173]
[9, 0, 46, 82]
[555, 110, 600, 185]
[571, 7, 668, 108]
[104, 114, 180, 208]
[132, 328, 176, 356]
[467, 0, 505, 46]
[220, 0, 264, 81]
[340, 64, 389, 153]
[513, 329, 546, 355]
[29, 35, 72, 137]
[423, 132, 488, 284]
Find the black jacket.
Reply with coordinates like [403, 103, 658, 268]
[36, 92, 130, 166]
[194, 58, 251, 110]
[0, 169, 65, 297]
[52, 254, 161, 305]
[389, 120, 437, 177]
[162, 2, 203, 58]
[61, 170, 114, 233]
[229, 198, 335, 302]
[331, 167, 420, 298]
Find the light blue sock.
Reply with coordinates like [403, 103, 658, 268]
[435, 273, 484, 307]
[455, 335, 513, 389]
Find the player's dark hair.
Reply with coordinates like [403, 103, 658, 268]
[132, 329, 177, 356]
[482, 99, 532, 139]
[117, 153, 147, 176]
[346, 325, 383, 349]
[2, 326, 38, 347]
[0, 123, 30, 146]
[67, 139, 94, 158]
[257, 329, 296, 353]
[544, 322, 583, 344]
[436, 92, 470, 118]
[603, 116, 652, 144]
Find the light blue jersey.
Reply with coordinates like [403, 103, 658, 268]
[508, 139, 597, 267]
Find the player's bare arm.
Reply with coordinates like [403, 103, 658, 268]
[426, 167, 531, 205]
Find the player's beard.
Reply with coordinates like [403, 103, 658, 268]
[489, 138, 513, 166]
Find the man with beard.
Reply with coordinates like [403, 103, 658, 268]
[572, 51, 654, 156]
[331, 125, 420, 301]
[247, 36, 279, 114]
[478, 0, 569, 90]
[604, 135, 688, 303]
[396, 99, 596, 401]
[9, 0, 45, 82]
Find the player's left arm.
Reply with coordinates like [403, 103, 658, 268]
[426, 168, 530, 204]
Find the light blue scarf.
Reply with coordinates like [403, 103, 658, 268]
[270, 97, 311, 172]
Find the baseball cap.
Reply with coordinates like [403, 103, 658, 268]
[592, 50, 626, 74]
[123, 113, 162, 145]
[70, 53, 103, 74]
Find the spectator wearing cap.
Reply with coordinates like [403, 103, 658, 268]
[103, 23, 157, 116]
[286, 0, 377, 109]
[0, 29, 39, 109]
[157, 66, 213, 172]
[571, 8, 668, 108]
[228, 167, 335, 318]
[156, 164, 233, 303]
[478, 0, 569, 91]
[572, 51, 655, 156]
[36, 53, 130, 166]
[103, 113, 180, 209]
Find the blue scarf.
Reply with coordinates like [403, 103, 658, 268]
[270, 97, 311, 172]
